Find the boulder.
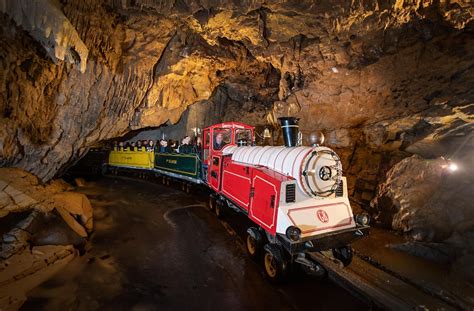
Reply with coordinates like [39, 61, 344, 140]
[371, 155, 444, 237]
[54, 206, 88, 238]
[53, 192, 93, 233]
[371, 154, 474, 264]
[74, 178, 86, 187]
[0, 168, 92, 258]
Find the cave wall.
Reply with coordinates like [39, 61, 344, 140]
[1, 0, 472, 180]
[0, 0, 281, 180]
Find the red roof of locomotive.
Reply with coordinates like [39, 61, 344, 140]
[203, 122, 254, 131]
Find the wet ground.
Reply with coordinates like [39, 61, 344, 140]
[22, 176, 366, 310]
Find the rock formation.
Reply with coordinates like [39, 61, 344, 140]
[0, 0, 473, 270]
[0, 168, 92, 309]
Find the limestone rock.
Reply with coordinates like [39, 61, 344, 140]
[54, 206, 87, 238]
[53, 192, 93, 233]
[0, 0, 472, 182]
[0, 168, 91, 259]
[371, 154, 474, 263]
[371, 156, 444, 237]
[74, 178, 86, 187]
[0, 0, 89, 72]
[0, 245, 76, 310]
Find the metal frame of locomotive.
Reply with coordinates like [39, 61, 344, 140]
[107, 118, 370, 281]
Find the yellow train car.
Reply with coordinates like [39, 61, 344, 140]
[109, 149, 154, 169]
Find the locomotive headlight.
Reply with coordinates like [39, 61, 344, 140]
[355, 213, 370, 226]
[286, 226, 301, 241]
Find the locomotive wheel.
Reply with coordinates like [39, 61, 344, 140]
[263, 244, 288, 283]
[247, 235, 257, 256]
[332, 245, 353, 267]
[208, 195, 216, 211]
[246, 228, 263, 260]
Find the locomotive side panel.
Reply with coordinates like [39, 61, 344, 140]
[248, 168, 293, 235]
[221, 158, 252, 211]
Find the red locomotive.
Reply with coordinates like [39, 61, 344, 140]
[202, 118, 369, 281]
[108, 117, 370, 281]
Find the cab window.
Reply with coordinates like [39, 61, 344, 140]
[236, 129, 252, 146]
[213, 129, 231, 150]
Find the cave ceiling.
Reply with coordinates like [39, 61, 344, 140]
[0, 0, 472, 180]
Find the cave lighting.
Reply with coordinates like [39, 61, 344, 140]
[448, 162, 458, 172]
[440, 157, 459, 173]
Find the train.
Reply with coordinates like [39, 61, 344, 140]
[107, 117, 370, 281]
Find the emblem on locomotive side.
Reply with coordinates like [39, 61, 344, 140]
[317, 209, 329, 223]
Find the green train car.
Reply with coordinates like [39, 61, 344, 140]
[154, 152, 201, 182]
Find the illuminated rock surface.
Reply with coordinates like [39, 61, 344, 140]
[0, 168, 92, 308]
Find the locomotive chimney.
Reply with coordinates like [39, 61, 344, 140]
[278, 117, 299, 147]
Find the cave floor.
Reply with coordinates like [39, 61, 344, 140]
[22, 177, 366, 310]
[352, 228, 472, 299]
[350, 228, 473, 309]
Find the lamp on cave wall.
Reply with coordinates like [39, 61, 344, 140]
[440, 157, 459, 173]
[448, 162, 458, 172]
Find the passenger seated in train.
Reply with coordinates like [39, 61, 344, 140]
[214, 131, 230, 150]
[195, 137, 202, 152]
[137, 141, 143, 151]
[146, 140, 154, 152]
[118, 142, 124, 151]
[158, 140, 167, 153]
[166, 140, 175, 153]
[178, 136, 194, 154]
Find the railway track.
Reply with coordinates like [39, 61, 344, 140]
[308, 251, 470, 311]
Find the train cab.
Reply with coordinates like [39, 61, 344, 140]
[201, 122, 254, 191]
